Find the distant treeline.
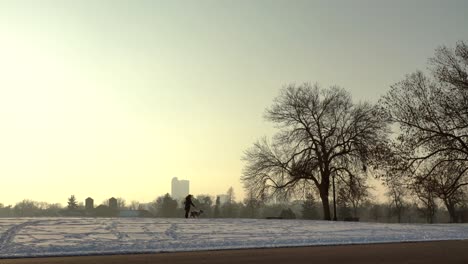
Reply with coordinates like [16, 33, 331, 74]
[0, 188, 466, 223]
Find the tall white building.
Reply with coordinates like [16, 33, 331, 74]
[171, 177, 190, 200]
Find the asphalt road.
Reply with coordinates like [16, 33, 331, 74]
[1, 240, 467, 264]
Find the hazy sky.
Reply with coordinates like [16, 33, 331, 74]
[1, 0, 467, 206]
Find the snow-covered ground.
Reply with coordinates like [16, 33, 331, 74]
[0, 217, 467, 258]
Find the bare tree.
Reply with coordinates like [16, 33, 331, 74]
[195, 195, 214, 217]
[226, 187, 236, 204]
[383, 41, 468, 164]
[382, 41, 468, 222]
[383, 71, 468, 173]
[223, 187, 240, 218]
[425, 159, 468, 222]
[129, 200, 140, 210]
[337, 186, 352, 219]
[301, 192, 319, 220]
[242, 190, 263, 218]
[14, 200, 41, 217]
[386, 179, 407, 223]
[369, 203, 383, 222]
[214, 196, 221, 218]
[242, 84, 389, 220]
[430, 41, 468, 95]
[412, 176, 438, 223]
[116, 197, 127, 210]
[336, 172, 370, 218]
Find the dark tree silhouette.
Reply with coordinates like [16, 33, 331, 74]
[14, 200, 41, 217]
[369, 204, 383, 222]
[116, 197, 127, 210]
[382, 41, 468, 222]
[337, 170, 370, 218]
[67, 195, 78, 211]
[222, 187, 240, 218]
[129, 200, 141, 210]
[194, 195, 213, 217]
[337, 186, 352, 219]
[385, 41, 468, 161]
[226, 187, 235, 204]
[386, 178, 407, 223]
[412, 175, 437, 224]
[279, 208, 296, 219]
[152, 193, 178, 217]
[241, 190, 263, 218]
[423, 159, 467, 222]
[242, 84, 389, 220]
[213, 196, 221, 218]
[301, 193, 319, 219]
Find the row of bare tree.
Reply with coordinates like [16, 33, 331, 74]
[242, 41, 468, 222]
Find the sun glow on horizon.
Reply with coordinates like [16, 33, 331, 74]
[0, 1, 467, 206]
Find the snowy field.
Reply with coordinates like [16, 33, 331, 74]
[0, 218, 467, 258]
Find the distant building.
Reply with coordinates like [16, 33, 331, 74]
[109, 197, 117, 210]
[85, 197, 94, 210]
[171, 177, 190, 200]
[218, 194, 229, 204]
[79, 196, 150, 218]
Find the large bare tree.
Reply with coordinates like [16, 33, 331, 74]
[382, 41, 468, 222]
[242, 84, 389, 220]
[421, 157, 467, 222]
[383, 41, 468, 172]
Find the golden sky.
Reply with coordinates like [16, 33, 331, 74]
[0, 1, 467, 205]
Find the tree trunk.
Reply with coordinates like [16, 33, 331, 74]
[352, 203, 358, 218]
[428, 205, 435, 224]
[319, 187, 331, 220]
[444, 199, 457, 223]
[448, 206, 457, 223]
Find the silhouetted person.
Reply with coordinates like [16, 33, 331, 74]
[184, 194, 196, 218]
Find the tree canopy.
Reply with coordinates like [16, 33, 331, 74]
[242, 84, 389, 220]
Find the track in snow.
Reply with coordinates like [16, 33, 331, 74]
[0, 220, 43, 251]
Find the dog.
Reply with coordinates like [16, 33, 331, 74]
[189, 209, 204, 218]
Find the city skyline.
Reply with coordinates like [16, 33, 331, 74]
[171, 177, 189, 201]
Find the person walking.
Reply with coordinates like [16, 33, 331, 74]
[184, 194, 196, 218]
